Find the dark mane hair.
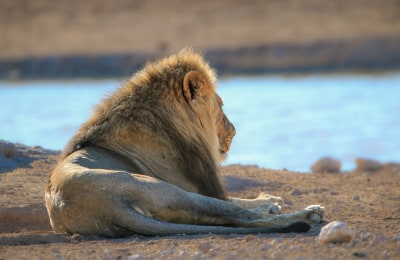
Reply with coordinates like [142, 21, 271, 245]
[162, 114, 226, 200]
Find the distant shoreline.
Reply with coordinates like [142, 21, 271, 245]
[2, 36, 400, 80]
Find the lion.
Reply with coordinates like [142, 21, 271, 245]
[45, 49, 324, 237]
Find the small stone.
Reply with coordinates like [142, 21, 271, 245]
[311, 157, 341, 173]
[291, 189, 303, 196]
[261, 244, 271, 251]
[198, 241, 212, 253]
[380, 250, 390, 259]
[244, 235, 257, 242]
[360, 232, 371, 240]
[271, 237, 282, 244]
[0, 141, 19, 158]
[319, 221, 355, 244]
[353, 195, 361, 201]
[355, 158, 383, 172]
[379, 235, 388, 242]
[353, 251, 367, 258]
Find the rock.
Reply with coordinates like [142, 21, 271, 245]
[353, 252, 367, 258]
[291, 189, 303, 196]
[0, 141, 19, 158]
[311, 157, 341, 173]
[319, 221, 355, 244]
[355, 158, 383, 172]
[0, 140, 60, 174]
[198, 241, 212, 253]
[223, 176, 263, 192]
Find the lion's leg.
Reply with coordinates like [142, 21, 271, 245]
[114, 204, 311, 236]
[124, 174, 323, 229]
[229, 197, 281, 214]
[256, 192, 284, 204]
[49, 170, 323, 236]
[124, 174, 261, 226]
[229, 190, 283, 207]
[229, 192, 285, 214]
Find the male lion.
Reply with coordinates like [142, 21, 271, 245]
[45, 50, 324, 237]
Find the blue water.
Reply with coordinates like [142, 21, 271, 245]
[1, 73, 399, 171]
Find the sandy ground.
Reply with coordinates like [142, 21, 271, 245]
[0, 142, 399, 259]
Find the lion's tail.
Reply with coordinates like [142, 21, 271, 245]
[112, 208, 310, 237]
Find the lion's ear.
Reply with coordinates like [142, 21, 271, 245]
[183, 71, 207, 102]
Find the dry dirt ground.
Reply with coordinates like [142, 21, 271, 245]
[0, 143, 399, 259]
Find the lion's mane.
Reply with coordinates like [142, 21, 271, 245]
[63, 49, 226, 200]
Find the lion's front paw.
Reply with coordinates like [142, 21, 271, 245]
[304, 205, 325, 223]
[252, 203, 282, 215]
[257, 192, 284, 204]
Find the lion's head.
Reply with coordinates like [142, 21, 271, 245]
[181, 70, 236, 163]
[64, 49, 234, 199]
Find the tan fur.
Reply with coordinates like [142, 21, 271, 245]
[45, 50, 324, 237]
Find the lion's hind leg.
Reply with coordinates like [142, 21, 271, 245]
[112, 205, 311, 236]
[115, 173, 321, 236]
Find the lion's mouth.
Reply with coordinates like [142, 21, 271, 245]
[217, 149, 228, 162]
[219, 146, 230, 156]
[219, 139, 233, 155]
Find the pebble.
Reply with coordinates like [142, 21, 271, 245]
[0, 141, 19, 158]
[271, 238, 283, 245]
[311, 157, 341, 173]
[355, 158, 383, 172]
[319, 221, 355, 244]
[291, 188, 303, 196]
[353, 251, 367, 258]
[360, 232, 371, 240]
[198, 241, 212, 253]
